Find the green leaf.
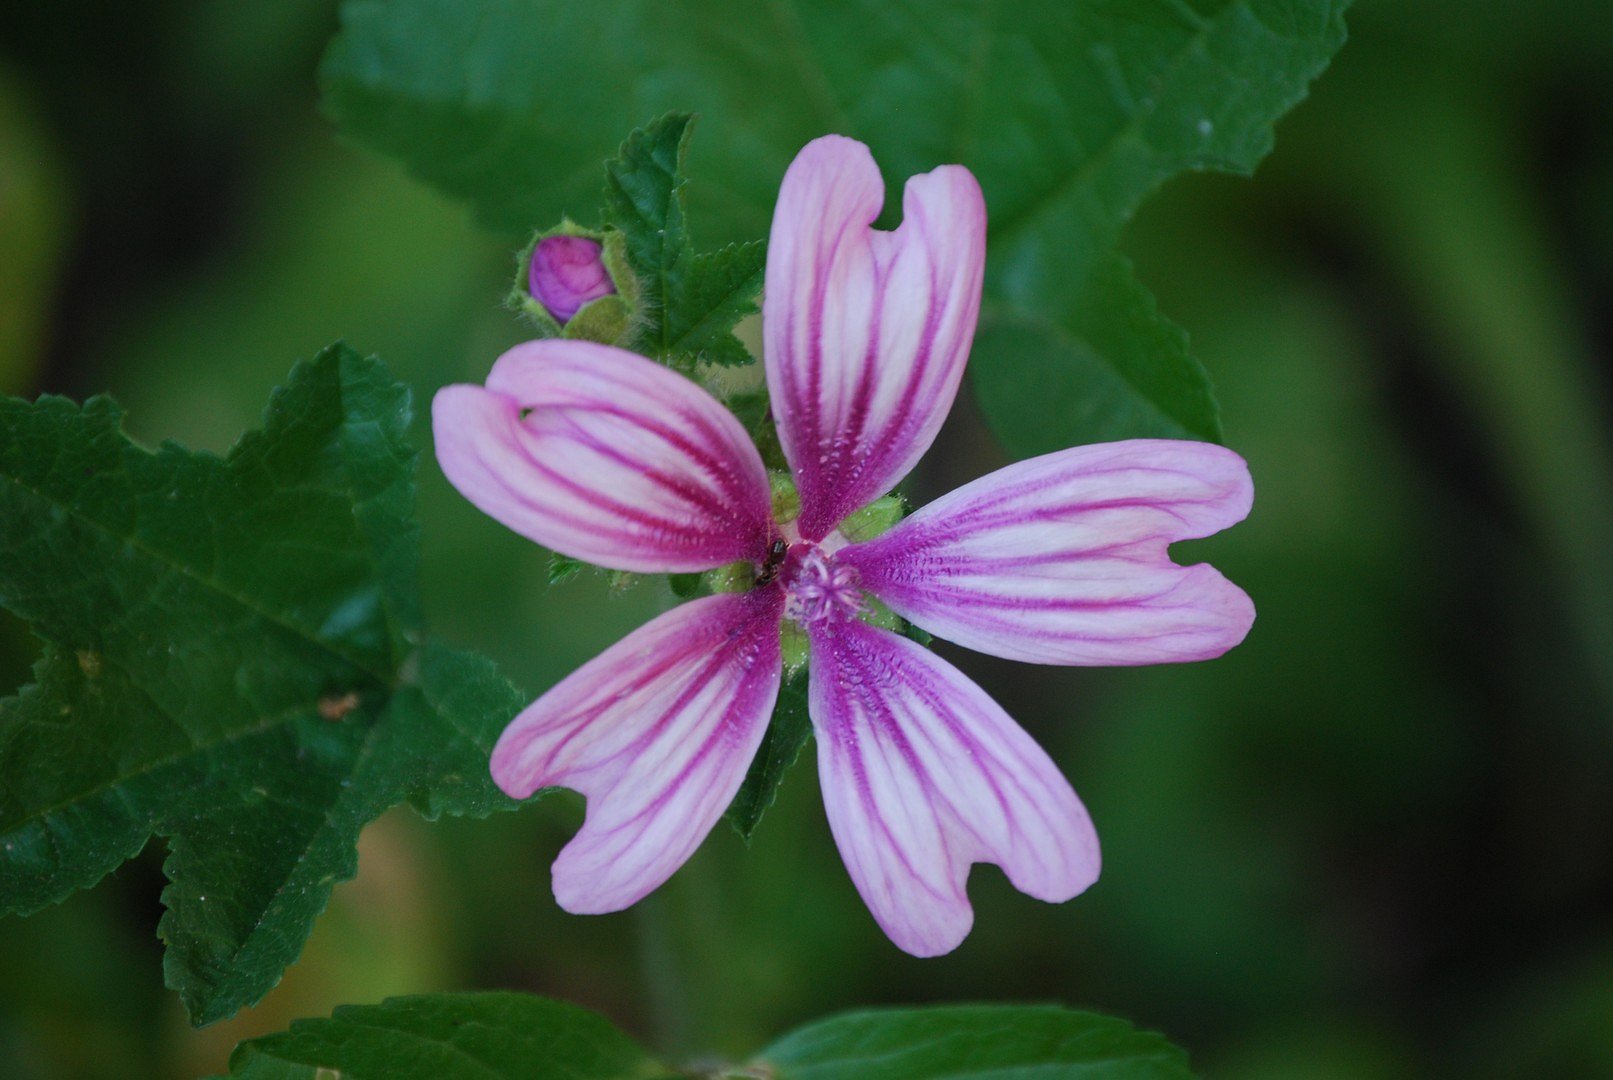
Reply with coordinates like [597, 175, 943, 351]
[0, 346, 523, 1025]
[602, 113, 765, 369]
[677, 242, 767, 367]
[218, 993, 676, 1080]
[725, 672, 811, 840]
[219, 995, 1195, 1079]
[756, 1004, 1196, 1079]
[725, 386, 787, 472]
[321, 0, 1348, 449]
[972, 253, 1221, 458]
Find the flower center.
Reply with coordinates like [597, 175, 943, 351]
[782, 543, 863, 625]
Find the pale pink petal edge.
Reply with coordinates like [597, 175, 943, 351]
[808, 616, 1099, 956]
[491, 589, 784, 913]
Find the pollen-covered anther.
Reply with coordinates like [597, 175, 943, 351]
[783, 544, 864, 624]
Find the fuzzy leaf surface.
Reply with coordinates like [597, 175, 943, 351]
[602, 113, 765, 369]
[0, 346, 522, 1024]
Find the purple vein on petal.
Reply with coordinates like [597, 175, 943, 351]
[433, 339, 774, 573]
[764, 136, 986, 541]
[807, 615, 1098, 957]
[491, 588, 785, 915]
[840, 439, 1257, 666]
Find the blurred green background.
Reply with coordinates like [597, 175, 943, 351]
[3, 1, 1612, 1076]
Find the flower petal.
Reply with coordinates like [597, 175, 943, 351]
[434, 340, 775, 573]
[491, 589, 784, 914]
[808, 616, 1098, 956]
[764, 135, 986, 541]
[840, 439, 1255, 665]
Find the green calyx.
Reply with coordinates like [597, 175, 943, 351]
[839, 494, 906, 543]
[857, 595, 905, 633]
[769, 472, 800, 524]
[763, 477, 903, 541]
[701, 560, 754, 595]
[780, 621, 809, 675]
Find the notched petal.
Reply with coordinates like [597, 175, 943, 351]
[807, 617, 1099, 956]
[491, 589, 784, 914]
[841, 439, 1256, 666]
[764, 136, 986, 541]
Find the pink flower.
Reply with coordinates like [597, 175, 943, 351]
[433, 136, 1254, 956]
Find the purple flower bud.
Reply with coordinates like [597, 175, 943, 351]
[528, 235, 616, 323]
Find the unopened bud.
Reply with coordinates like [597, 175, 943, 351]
[529, 235, 615, 323]
[509, 223, 638, 344]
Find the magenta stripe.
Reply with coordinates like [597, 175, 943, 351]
[925, 485, 1230, 534]
[815, 629, 918, 885]
[512, 628, 701, 773]
[510, 590, 782, 795]
[502, 433, 742, 558]
[582, 400, 768, 515]
[593, 592, 782, 831]
[555, 411, 755, 534]
[843, 207, 946, 500]
[815, 618, 1040, 897]
[473, 427, 700, 546]
[883, 588, 1199, 616]
[790, 210, 862, 515]
[937, 458, 1225, 500]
